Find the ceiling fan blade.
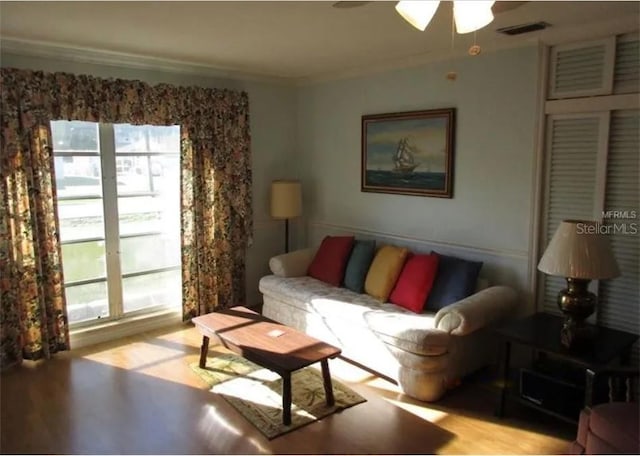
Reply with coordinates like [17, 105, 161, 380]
[492, 1, 528, 14]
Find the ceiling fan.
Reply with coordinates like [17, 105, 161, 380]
[332, 1, 528, 14]
[333, 1, 528, 36]
[333, 1, 531, 75]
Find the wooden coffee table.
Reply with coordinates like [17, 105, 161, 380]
[192, 306, 342, 425]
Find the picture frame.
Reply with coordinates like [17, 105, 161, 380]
[361, 108, 455, 198]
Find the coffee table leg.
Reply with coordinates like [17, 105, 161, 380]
[282, 373, 292, 425]
[199, 336, 210, 368]
[321, 359, 335, 406]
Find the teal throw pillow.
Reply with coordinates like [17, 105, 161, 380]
[343, 240, 376, 293]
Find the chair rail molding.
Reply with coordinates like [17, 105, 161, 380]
[307, 220, 532, 315]
[308, 220, 528, 259]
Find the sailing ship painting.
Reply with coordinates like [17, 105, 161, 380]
[361, 108, 455, 198]
[393, 137, 420, 174]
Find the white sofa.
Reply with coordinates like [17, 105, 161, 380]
[259, 248, 518, 402]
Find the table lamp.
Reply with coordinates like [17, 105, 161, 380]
[538, 220, 620, 348]
[270, 180, 302, 253]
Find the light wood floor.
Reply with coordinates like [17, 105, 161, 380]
[1, 323, 574, 454]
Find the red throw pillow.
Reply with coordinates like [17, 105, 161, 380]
[389, 253, 440, 313]
[307, 236, 355, 286]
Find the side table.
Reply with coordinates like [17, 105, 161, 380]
[494, 312, 638, 423]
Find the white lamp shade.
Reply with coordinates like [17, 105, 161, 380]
[270, 180, 302, 219]
[454, 1, 495, 34]
[538, 220, 620, 280]
[395, 1, 440, 31]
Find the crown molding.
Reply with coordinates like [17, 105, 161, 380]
[0, 37, 295, 86]
[3, 14, 638, 89]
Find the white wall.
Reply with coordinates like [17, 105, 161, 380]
[296, 46, 540, 305]
[1, 44, 542, 313]
[1, 52, 298, 307]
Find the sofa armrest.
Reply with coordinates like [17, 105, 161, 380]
[269, 248, 315, 277]
[434, 286, 518, 336]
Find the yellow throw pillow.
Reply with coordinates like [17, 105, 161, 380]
[364, 245, 409, 301]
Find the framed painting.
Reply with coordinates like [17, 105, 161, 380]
[361, 108, 455, 198]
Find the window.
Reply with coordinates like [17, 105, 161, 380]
[52, 121, 181, 325]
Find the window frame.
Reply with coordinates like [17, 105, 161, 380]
[53, 121, 182, 329]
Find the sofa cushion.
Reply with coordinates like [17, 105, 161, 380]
[364, 245, 409, 301]
[307, 235, 354, 286]
[365, 312, 449, 356]
[259, 274, 448, 357]
[260, 275, 396, 323]
[426, 253, 483, 311]
[343, 239, 376, 293]
[389, 253, 440, 313]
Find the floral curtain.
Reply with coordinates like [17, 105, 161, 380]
[0, 76, 68, 367]
[0, 68, 252, 368]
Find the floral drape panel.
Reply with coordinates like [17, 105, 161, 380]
[1, 75, 69, 366]
[179, 90, 252, 318]
[0, 68, 252, 368]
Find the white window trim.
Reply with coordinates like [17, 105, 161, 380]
[70, 308, 182, 350]
[54, 122, 182, 330]
[98, 123, 124, 322]
[528, 43, 550, 301]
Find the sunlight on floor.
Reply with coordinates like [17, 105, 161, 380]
[72, 324, 569, 455]
[199, 404, 269, 453]
[384, 396, 450, 423]
[78, 326, 207, 387]
[199, 403, 242, 438]
[215, 374, 283, 408]
[381, 393, 569, 454]
[83, 340, 184, 370]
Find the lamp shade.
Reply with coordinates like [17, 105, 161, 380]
[454, 1, 495, 34]
[395, 1, 440, 31]
[538, 220, 620, 280]
[270, 180, 302, 219]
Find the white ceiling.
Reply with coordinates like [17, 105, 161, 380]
[0, 1, 638, 83]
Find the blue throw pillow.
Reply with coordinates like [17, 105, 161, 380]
[425, 253, 483, 311]
[343, 240, 376, 293]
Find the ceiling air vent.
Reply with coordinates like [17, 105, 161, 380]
[332, 1, 371, 8]
[497, 21, 550, 36]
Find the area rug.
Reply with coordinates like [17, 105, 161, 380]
[190, 353, 366, 439]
